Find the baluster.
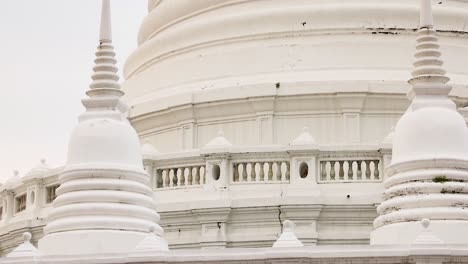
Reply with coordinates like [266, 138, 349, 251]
[192, 167, 198, 185]
[325, 161, 331, 181]
[286, 162, 291, 180]
[364, 161, 370, 180]
[246, 163, 253, 182]
[177, 169, 183, 186]
[281, 162, 287, 181]
[346, 161, 353, 181]
[352, 161, 358, 180]
[339, 161, 344, 180]
[169, 169, 175, 187]
[162, 169, 168, 187]
[343, 161, 349, 181]
[370, 161, 375, 181]
[255, 163, 261, 181]
[242, 163, 252, 181]
[263, 162, 269, 182]
[357, 161, 362, 180]
[272, 162, 279, 181]
[200, 166, 206, 184]
[238, 164, 244, 182]
[374, 160, 380, 179]
[335, 162, 341, 181]
[184, 168, 190, 186]
[233, 164, 239, 182]
[249, 162, 260, 182]
[320, 162, 326, 181]
[268, 162, 273, 181]
[330, 161, 336, 180]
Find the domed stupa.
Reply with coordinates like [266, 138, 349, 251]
[37, 0, 167, 255]
[371, 0, 468, 245]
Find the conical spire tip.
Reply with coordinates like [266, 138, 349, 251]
[99, 0, 112, 43]
[420, 0, 434, 29]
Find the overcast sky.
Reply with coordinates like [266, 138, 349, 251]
[0, 1, 147, 182]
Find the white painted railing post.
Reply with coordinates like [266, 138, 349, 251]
[204, 153, 231, 190]
[287, 148, 319, 185]
[288, 127, 319, 184]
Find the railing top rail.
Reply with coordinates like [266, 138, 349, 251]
[145, 145, 386, 163]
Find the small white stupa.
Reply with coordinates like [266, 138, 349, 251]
[371, 0, 468, 245]
[2, 170, 22, 191]
[24, 159, 50, 179]
[38, 0, 167, 255]
[272, 220, 304, 248]
[288, 127, 318, 153]
[203, 129, 232, 151]
[6, 233, 41, 258]
[141, 140, 160, 158]
[290, 127, 317, 146]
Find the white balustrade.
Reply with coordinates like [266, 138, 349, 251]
[319, 159, 381, 183]
[232, 161, 290, 183]
[155, 165, 206, 189]
[149, 152, 383, 188]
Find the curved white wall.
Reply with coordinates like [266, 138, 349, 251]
[122, 0, 468, 153]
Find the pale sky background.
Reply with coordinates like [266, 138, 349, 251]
[0, 1, 147, 182]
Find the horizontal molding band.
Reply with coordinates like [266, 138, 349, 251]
[57, 178, 153, 197]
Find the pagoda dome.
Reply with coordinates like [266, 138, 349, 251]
[66, 118, 145, 172]
[392, 105, 468, 165]
[122, 0, 468, 153]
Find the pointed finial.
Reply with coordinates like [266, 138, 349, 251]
[272, 220, 304, 248]
[217, 129, 224, 137]
[420, 0, 434, 29]
[283, 220, 295, 232]
[99, 0, 112, 43]
[40, 158, 46, 165]
[23, 232, 32, 243]
[6, 232, 41, 258]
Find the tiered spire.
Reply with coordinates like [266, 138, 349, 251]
[82, 0, 124, 114]
[408, 0, 450, 97]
